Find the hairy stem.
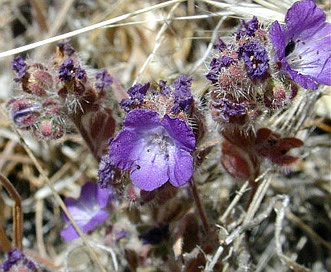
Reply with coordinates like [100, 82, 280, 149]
[190, 178, 210, 233]
[69, 113, 100, 162]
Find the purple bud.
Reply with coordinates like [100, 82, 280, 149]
[214, 98, 247, 122]
[159, 80, 171, 96]
[75, 65, 87, 80]
[171, 75, 194, 113]
[12, 55, 27, 80]
[8, 99, 41, 128]
[206, 56, 235, 83]
[213, 38, 227, 51]
[59, 58, 75, 81]
[95, 70, 113, 90]
[0, 248, 37, 271]
[120, 83, 150, 112]
[57, 41, 75, 56]
[237, 16, 259, 38]
[97, 155, 118, 188]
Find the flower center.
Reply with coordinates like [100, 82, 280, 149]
[285, 40, 295, 57]
[286, 38, 319, 72]
[144, 127, 174, 159]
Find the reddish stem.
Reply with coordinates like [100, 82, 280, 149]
[190, 178, 210, 233]
[0, 173, 23, 251]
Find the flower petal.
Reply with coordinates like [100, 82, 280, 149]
[124, 109, 161, 131]
[162, 115, 196, 151]
[109, 129, 141, 169]
[61, 182, 111, 241]
[269, 21, 286, 63]
[129, 145, 169, 191]
[168, 148, 194, 187]
[285, 0, 326, 38]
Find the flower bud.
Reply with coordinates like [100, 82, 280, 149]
[34, 119, 64, 140]
[7, 99, 41, 129]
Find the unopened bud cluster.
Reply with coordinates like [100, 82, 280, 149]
[206, 17, 303, 182]
[8, 42, 115, 144]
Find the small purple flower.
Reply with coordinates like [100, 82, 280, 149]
[97, 155, 118, 188]
[75, 65, 86, 80]
[171, 75, 194, 113]
[120, 83, 150, 112]
[216, 98, 247, 122]
[59, 58, 75, 81]
[237, 41, 269, 79]
[206, 56, 235, 83]
[213, 38, 227, 51]
[109, 109, 196, 191]
[269, 0, 331, 89]
[61, 182, 113, 241]
[57, 41, 75, 56]
[12, 55, 27, 80]
[95, 69, 113, 90]
[0, 249, 37, 271]
[159, 80, 171, 96]
[237, 16, 259, 38]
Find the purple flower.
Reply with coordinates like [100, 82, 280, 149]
[159, 80, 171, 96]
[120, 83, 150, 112]
[1, 249, 37, 271]
[109, 109, 196, 191]
[171, 75, 194, 113]
[237, 16, 259, 38]
[95, 69, 113, 90]
[61, 182, 113, 241]
[216, 98, 247, 122]
[213, 38, 227, 51]
[12, 55, 27, 80]
[206, 56, 235, 83]
[97, 155, 118, 188]
[75, 65, 86, 80]
[57, 41, 75, 56]
[270, 0, 331, 89]
[237, 41, 269, 79]
[59, 58, 75, 81]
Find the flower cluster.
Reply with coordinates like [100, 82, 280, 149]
[120, 75, 194, 115]
[8, 42, 116, 160]
[206, 0, 330, 183]
[98, 76, 199, 192]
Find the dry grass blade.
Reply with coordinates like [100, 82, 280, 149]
[0, 0, 185, 59]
